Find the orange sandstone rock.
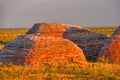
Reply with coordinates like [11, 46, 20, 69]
[26, 22, 81, 37]
[99, 26, 120, 63]
[0, 34, 86, 66]
[27, 23, 107, 61]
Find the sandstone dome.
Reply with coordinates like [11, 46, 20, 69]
[26, 22, 82, 37]
[0, 34, 86, 66]
[99, 26, 120, 63]
[27, 22, 107, 61]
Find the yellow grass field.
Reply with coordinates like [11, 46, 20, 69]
[86, 26, 117, 37]
[0, 28, 29, 51]
[0, 62, 120, 80]
[0, 26, 119, 80]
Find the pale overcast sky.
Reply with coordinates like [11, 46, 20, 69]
[0, 0, 120, 28]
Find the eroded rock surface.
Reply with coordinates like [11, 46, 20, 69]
[26, 22, 82, 37]
[0, 22, 108, 65]
[0, 34, 86, 65]
[99, 26, 120, 63]
[63, 28, 107, 61]
[27, 23, 107, 61]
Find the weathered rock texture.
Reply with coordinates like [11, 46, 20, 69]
[27, 23, 107, 61]
[0, 34, 86, 65]
[99, 26, 120, 63]
[63, 28, 107, 61]
[26, 22, 81, 37]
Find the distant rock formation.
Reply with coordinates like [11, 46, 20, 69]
[99, 26, 120, 63]
[112, 26, 120, 36]
[27, 23, 107, 61]
[0, 34, 86, 66]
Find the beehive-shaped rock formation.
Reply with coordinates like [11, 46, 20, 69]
[0, 34, 86, 65]
[27, 23, 107, 61]
[99, 26, 120, 63]
[26, 22, 82, 36]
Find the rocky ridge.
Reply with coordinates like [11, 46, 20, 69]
[0, 22, 112, 66]
[0, 23, 87, 66]
[27, 23, 107, 61]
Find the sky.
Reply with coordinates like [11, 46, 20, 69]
[0, 0, 120, 28]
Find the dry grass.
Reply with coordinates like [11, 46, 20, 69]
[86, 26, 117, 37]
[0, 62, 120, 80]
[0, 28, 28, 43]
[0, 28, 28, 50]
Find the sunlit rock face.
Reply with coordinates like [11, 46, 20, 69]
[0, 34, 86, 66]
[26, 22, 82, 37]
[99, 26, 120, 63]
[27, 23, 107, 61]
